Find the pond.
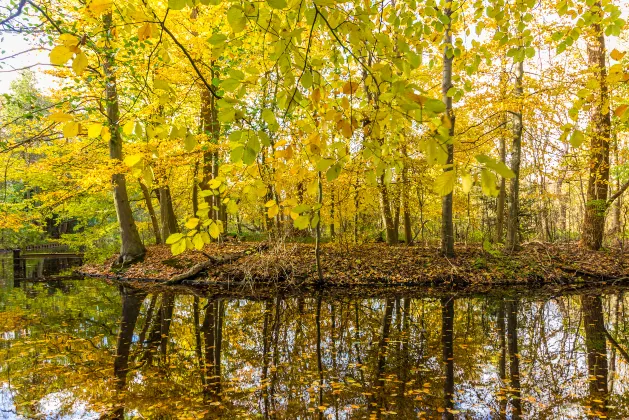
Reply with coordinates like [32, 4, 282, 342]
[0, 255, 627, 419]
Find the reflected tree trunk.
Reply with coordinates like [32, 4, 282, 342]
[441, 297, 455, 420]
[581, 294, 609, 418]
[497, 300, 507, 419]
[159, 293, 175, 362]
[316, 294, 324, 420]
[506, 300, 521, 419]
[111, 286, 147, 419]
[114, 286, 147, 388]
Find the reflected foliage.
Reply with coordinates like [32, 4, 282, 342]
[2, 278, 629, 418]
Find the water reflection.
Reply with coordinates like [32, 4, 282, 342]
[2, 280, 629, 419]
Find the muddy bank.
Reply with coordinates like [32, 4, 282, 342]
[79, 241, 629, 288]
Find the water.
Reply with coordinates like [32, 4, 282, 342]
[0, 256, 628, 419]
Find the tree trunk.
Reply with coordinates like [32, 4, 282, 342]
[496, 129, 507, 243]
[402, 158, 413, 245]
[507, 57, 524, 251]
[581, 294, 609, 418]
[581, 4, 611, 250]
[330, 187, 336, 239]
[159, 186, 178, 240]
[315, 172, 324, 284]
[440, 4, 455, 257]
[103, 12, 145, 265]
[379, 175, 398, 245]
[139, 180, 162, 244]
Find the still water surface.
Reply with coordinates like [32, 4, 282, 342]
[0, 255, 627, 419]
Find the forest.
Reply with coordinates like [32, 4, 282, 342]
[0, 0, 628, 285]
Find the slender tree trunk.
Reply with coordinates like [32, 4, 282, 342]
[159, 186, 178, 240]
[379, 175, 398, 245]
[401, 149, 413, 245]
[139, 180, 161, 244]
[506, 299, 521, 419]
[103, 12, 145, 265]
[581, 4, 611, 250]
[507, 57, 524, 251]
[441, 297, 455, 420]
[330, 187, 335, 239]
[496, 128, 507, 243]
[497, 300, 507, 419]
[315, 172, 324, 284]
[441, 5, 455, 257]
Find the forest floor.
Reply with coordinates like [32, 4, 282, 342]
[79, 240, 629, 288]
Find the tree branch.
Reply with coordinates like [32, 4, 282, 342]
[0, 0, 27, 26]
[607, 179, 629, 208]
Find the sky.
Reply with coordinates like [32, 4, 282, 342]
[0, 32, 56, 94]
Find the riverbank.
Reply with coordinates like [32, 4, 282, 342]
[79, 241, 629, 287]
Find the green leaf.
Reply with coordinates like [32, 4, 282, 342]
[221, 78, 241, 92]
[480, 169, 499, 197]
[486, 161, 515, 179]
[242, 147, 257, 165]
[326, 163, 342, 182]
[294, 215, 310, 230]
[184, 134, 197, 151]
[293, 204, 310, 214]
[433, 170, 455, 196]
[208, 33, 228, 45]
[261, 109, 278, 131]
[424, 98, 446, 113]
[168, 0, 186, 9]
[267, 0, 287, 8]
[227, 7, 247, 33]
[316, 158, 334, 172]
[570, 129, 584, 148]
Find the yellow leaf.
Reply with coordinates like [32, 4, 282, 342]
[171, 239, 187, 255]
[87, 123, 102, 138]
[123, 119, 135, 135]
[185, 218, 199, 229]
[265, 199, 276, 207]
[123, 154, 143, 167]
[461, 172, 473, 194]
[49, 112, 74, 123]
[433, 170, 455, 196]
[63, 121, 79, 138]
[138, 23, 152, 41]
[87, 0, 113, 16]
[192, 233, 204, 250]
[50, 45, 74, 66]
[267, 204, 279, 218]
[72, 51, 88, 75]
[101, 126, 111, 142]
[209, 222, 220, 239]
[58, 34, 80, 48]
[611, 49, 626, 61]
